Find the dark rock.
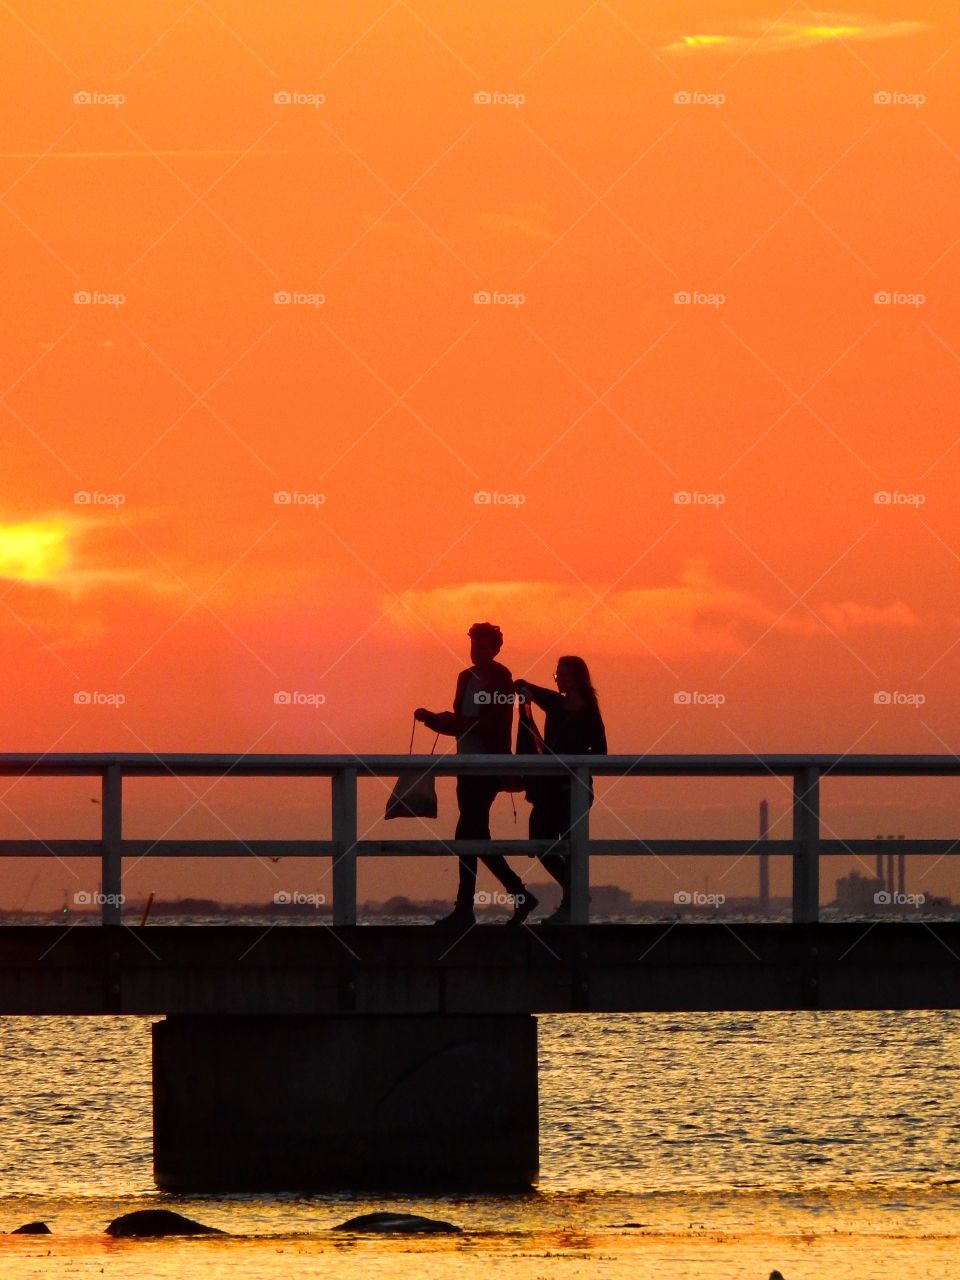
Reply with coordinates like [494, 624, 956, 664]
[105, 1210, 224, 1237]
[332, 1211, 461, 1234]
[10, 1221, 51, 1234]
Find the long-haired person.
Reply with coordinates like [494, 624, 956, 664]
[514, 655, 607, 925]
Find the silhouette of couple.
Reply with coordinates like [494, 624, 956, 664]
[414, 621, 607, 928]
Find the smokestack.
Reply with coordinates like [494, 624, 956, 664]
[759, 799, 770, 912]
[898, 836, 906, 896]
[887, 851, 895, 897]
[875, 836, 884, 883]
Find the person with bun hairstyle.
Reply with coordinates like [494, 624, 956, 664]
[415, 622, 535, 928]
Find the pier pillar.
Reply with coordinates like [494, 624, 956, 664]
[152, 1014, 538, 1192]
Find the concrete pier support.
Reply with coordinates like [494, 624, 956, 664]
[152, 1013, 539, 1191]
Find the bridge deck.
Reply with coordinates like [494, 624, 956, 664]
[0, 923, 956, 1015]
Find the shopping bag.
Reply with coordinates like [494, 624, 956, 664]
[498, 694, 545, 796]
[385, 721, 440, 820]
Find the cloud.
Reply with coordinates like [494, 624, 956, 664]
[0, 514, 172, 596]
[385, 558, 919, 657]
[661, 13, 929, 55]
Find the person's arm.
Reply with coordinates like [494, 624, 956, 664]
[515, 680, 562, 714]
[414, 707, 457, 735]
[413, 672, 465, 736]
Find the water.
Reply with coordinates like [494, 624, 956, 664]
[0, 1010, 957, 1278]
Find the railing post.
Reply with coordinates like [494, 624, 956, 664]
[332, 767, 358, 926]
[101, 766, 123, 926]
[792, 765, 820, 923]
[568, 767, 591, 925]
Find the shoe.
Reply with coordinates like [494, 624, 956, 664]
[432, 907, 475, 929]
[539, 903, 570, 926]
[505, 890, 539, 927]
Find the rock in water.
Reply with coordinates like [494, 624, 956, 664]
[105, 1210, 224, 1237]
[10, 1221, 51, 1234]
[332, 1211, 461, 1234]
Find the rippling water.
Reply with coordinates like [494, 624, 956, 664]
[0, 1010, 957, 1278]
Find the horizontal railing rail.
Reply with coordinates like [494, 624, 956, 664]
[0, 753, 957, 926]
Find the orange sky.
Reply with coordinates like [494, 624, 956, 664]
[2, 1, 960, 910]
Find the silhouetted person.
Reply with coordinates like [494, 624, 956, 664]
[514, 656, 606, 924]
[415, 622, 535, 927]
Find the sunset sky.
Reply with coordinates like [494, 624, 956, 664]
[2, 1, 959, 911]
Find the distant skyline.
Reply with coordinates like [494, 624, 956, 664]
[3, 2, 960, 908]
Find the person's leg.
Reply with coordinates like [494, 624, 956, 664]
[530, 803, 564, 885]
[531, 783, 569, 906]
[451, 775, 493, 913]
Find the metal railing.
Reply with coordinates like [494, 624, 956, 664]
[0, 753, 958, 925]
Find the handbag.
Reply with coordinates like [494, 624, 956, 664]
[385, 719, 441, 820]
[498, 695, 546, 798]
